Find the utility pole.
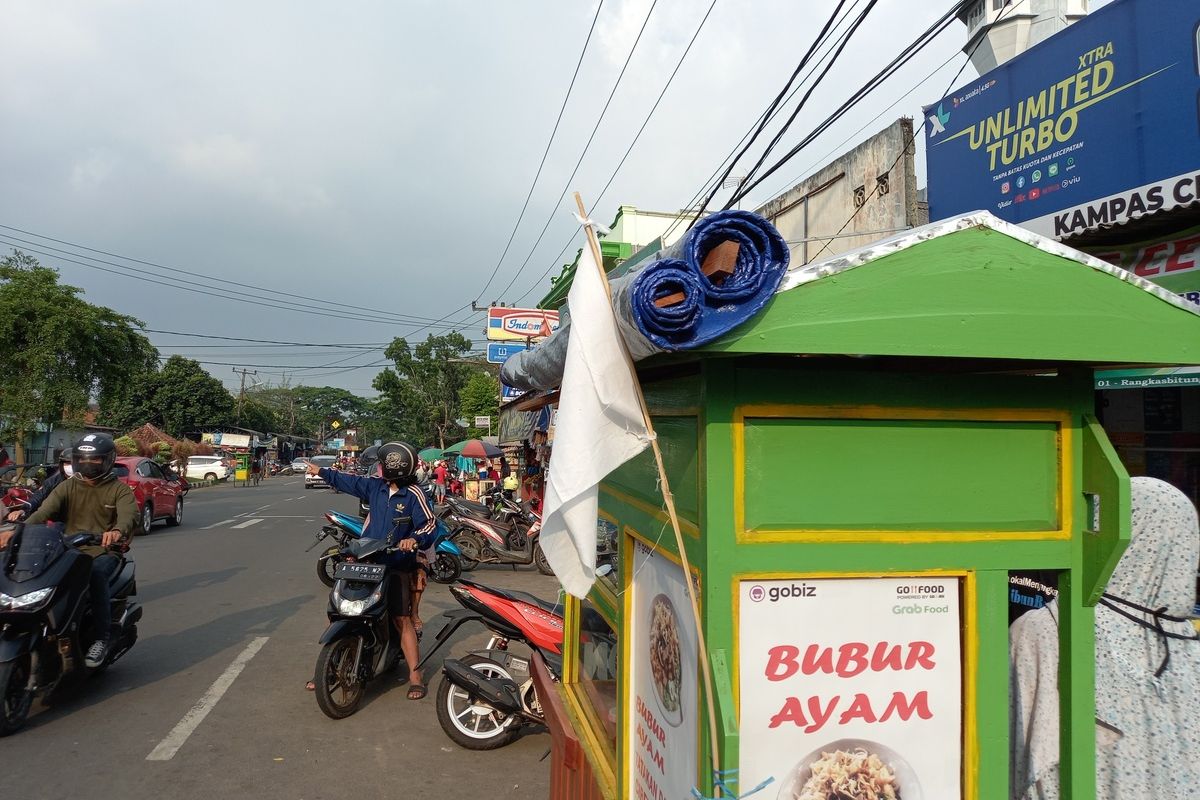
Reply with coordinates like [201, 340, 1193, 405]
[233, 368, 257, 424]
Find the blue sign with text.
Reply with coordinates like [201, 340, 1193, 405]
[923, 0, 1200, 238]
[487, 341, 530, 364]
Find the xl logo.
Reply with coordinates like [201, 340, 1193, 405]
[927, 103, 950, 136]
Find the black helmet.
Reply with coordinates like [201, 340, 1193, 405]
[72, 433, 116, 480]
[377, 442, 417, 483]
[53, 446, 72, 464]
[359, 445, 379, 471]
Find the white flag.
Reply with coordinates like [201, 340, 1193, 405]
[541, 229, 651, 597]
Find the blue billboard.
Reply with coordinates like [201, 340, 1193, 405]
[924, 0, 1200, 239]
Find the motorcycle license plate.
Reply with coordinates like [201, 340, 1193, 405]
[334, 562, 385, 582]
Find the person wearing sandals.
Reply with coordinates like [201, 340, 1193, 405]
[304, 442, 435, 700]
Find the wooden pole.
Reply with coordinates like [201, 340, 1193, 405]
[573, 192, 724, 797]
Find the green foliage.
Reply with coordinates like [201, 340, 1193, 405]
[113, 435, 139, 456]
[460, 372, 499, 438]
[372, 331, 478, 448]
[0, 251, 155, 462]
[100, 355, 234, 438]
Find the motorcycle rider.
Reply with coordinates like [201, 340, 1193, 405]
[0, 433, 136, 667]
[4, 447, 72, 522]
[306, 442, 435, 699]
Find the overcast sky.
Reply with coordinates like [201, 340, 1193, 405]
[1, 0, 982, 394]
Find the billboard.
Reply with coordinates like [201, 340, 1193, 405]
[924, 0, 1200, 239]
[486, 307, 560, 342]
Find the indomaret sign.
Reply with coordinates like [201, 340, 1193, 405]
[486, 307, 560, 342]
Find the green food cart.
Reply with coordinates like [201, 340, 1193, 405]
[532, 215, 1200, 800]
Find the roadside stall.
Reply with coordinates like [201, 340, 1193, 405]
[516, 214, 1200, 800]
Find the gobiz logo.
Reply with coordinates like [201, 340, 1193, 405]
[753, 583, 818, 602]
[927, 103, 950, 137]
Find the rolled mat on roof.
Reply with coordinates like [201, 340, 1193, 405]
[501, 210, 789, 392]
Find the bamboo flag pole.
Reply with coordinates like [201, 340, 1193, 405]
[573, 192, 724, 798]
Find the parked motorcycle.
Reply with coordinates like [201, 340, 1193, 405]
[0, 524, 142, 735]
[309, 510, 463, 587]
[312, 537, 405, 719]
[420, 579, 564, 749]
[448, 505, 553, 576]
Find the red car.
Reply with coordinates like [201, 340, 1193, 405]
[114, 457, 187, 532]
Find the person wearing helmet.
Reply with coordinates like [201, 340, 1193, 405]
[305, 441, 435, 699]
[4, 447, 73, 523]
[0, 433, 136, 667]
[358, 445, 379, 476]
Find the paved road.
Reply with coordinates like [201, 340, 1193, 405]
[3, 475, 556, 799]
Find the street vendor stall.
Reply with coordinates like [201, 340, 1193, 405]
[522, 213, 1200, 800]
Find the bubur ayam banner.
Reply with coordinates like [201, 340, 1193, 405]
[923, 0, 1200, 240]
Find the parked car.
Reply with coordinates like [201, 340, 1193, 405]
[177, 455, 234, 482]
[304, 455, 337, 489]
[115, 456, 186, 532]
[290, 459, 309, 475]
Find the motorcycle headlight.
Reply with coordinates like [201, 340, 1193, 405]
[335, 584, 383, 616]
[335, 597, 367, 616]
[0, 586, 53, 610]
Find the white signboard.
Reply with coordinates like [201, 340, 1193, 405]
[474, 415, 492, 428]
[738, 577, 961, 800]
[628, 541, 699, 800]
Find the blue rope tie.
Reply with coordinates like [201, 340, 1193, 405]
[690, 769, 774, 800]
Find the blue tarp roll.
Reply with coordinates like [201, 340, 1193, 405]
[501, 210, 789, 391]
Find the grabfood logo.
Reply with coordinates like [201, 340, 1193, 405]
[750, 583, 817, 602]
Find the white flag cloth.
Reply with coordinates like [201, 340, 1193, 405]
[541, 231, 652, 597]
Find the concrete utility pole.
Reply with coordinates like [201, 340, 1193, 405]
[233, 368, 257, 424]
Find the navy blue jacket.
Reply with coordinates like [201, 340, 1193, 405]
[318, 468, 436, 566]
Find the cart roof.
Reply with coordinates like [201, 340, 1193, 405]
[696, 212, 1200, 367]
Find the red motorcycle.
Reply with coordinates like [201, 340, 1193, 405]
[419, 579, 565, 750]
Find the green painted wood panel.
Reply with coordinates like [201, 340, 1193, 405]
[605, 415, 701, 524]
[742, 416, 1060, 531]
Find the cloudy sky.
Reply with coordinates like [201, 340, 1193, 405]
[1, 0, 984, 394]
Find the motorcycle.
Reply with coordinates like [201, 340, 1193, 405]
[309, 510, 463, 587]
[0, 524, 142, 735]
[419, 579, 564, 750]
[312, 536, 405, 719]
[448, 505, 554, 576]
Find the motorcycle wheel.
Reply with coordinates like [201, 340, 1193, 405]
[533, 543, 554, 576]
[0, 655, 33, 737]
[430, 553, 462, 584]
[314, 636, 365, 720]
[435, 654, 522, 750]
[317, 546, 340, 587]
[452, 531, 482, 571]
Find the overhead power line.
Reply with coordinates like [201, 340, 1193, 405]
[513, 0, 723, 304]
[688, 0, 860, 225]
[728, 0, 971, 205]
[0, 223, 457, 327]
[473, 0, 606, 303]
[486, 0, 662, 303]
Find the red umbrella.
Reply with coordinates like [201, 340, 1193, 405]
[457, 439, 501, 459]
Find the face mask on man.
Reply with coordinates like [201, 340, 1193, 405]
[62, 464, 73, 476]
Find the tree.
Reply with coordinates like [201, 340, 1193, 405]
[101, 356, 234, 438]
[0, 251, 156, 463]
[372, 332, 476, 448]
[460, 372, 499, 438]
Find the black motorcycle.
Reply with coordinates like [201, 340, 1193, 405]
[312, 536, 405, 719]
[0, 524, 141, 735]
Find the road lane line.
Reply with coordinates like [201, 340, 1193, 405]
[231, 518, 263, 529]
[201, 519, 236, 530]
[146, 637, 269, 761]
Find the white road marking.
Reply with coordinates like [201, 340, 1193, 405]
[231, 518, 263, 529]
[201, 519, 236, 530]
[146, 637, 269, 761]
[241, 515, 316, 518]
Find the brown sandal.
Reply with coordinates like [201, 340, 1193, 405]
[406, 683, 427, 700]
